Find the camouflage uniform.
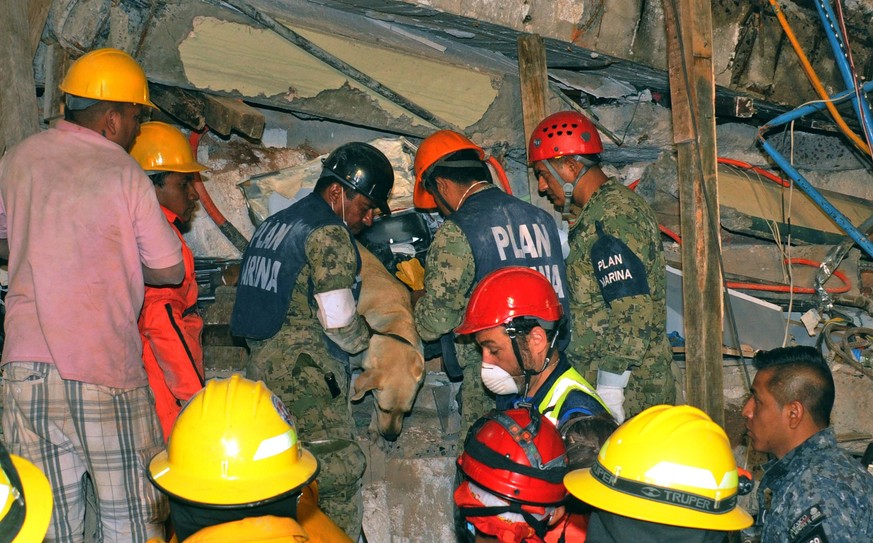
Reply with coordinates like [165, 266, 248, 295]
[243, 225, 368, 540]
[416, 185, 570, 438]
[566, 178, 673, 418]
[414, 220, 487, 435]
[756, 427, 873, 543]
[415, 186, 569, 437]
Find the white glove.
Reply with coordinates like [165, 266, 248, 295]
[596, 370, 632, 424]
[596, 385, 625, 423]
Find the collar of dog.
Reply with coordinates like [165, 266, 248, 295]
[372, 331, 416, 349]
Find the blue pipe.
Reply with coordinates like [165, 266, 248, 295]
[813, 0, 873, 144]
[758, 80, 873, 259]
[762, 82, 873, 129]
[758, 137, 873, 258]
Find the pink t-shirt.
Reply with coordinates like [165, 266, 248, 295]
[0, 121, 182, 388]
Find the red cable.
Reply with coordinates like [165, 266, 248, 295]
[188, 128, 231, 227]
[717, 157, 791, 187]
[659, 224, 682, 244]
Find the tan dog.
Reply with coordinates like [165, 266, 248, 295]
[352, 242, 425, 440]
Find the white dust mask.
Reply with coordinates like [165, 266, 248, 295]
[481, 363, 519, 395]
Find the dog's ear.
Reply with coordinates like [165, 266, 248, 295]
[351, 369, 381, 401]
[411, 353, 425, 384]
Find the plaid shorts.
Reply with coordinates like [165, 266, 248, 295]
[2, 362, 168, 542]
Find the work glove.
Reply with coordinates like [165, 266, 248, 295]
[395, 258, 425, 291]
[596, 369, 632, 424]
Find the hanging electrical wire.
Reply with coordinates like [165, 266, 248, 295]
[766, 0, 872, 157]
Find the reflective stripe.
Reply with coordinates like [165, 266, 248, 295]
[537, 370, 608, 425]
[253, 429, 295, 461]
[591, 460, 738, 514]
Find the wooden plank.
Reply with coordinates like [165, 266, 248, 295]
[27, 0, 52, 55]
[42, 44, 67, 124]
[203, 94, 265, 139]
[664, 0, 725, 424]
[517, 33, 561, 220]
[149, 84, 207, 131]
[0, 0, 39, 154]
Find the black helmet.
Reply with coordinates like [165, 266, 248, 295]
[321, 142, 395, 215]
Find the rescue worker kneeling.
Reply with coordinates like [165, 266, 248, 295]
[564, 404, 753, 543]
[147, 374, 351, 543]
[454, 407, 568, 543]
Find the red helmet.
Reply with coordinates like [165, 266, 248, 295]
[528, 111, 603, 163]
[455, 267, 562, 335]
[458, 408, 567, 505]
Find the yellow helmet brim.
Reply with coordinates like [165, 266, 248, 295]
[10, 455, 53, 543]
[564, 468, 753, 532]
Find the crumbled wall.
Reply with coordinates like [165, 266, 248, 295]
[406, 0, 873, 108]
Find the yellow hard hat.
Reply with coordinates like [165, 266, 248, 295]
[564, 405, 753, 531]
[130, 122, 207, 173]
[148, 374, 319, 506]
[0, 448, 53, 543]
[59, 48, 156, 108]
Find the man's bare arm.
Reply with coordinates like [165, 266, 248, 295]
[143, 260, 184, 286]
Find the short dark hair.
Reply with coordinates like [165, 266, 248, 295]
[422, 149, 491, 193]
[559, 413, 618, 471]
[752, 346, 835, 428]
[148, 172, 169, 188]
[64, 100, 118, 124]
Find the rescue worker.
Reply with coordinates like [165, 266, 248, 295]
[0, 442, 53, 543]
[230, 142, 394, 540]
[130, 121, 207, 441]
[528, 110, 674, 422]
[743, 346, 873, 543]
[147, 374, 352, 543]
[0, 48, 183, 542]
[564, 404, 754, 542]
[454, 407, 568, 543]
[412, 130, 569, 435]
[455, 266, 610, 428]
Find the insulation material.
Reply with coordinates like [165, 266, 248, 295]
[177, 16, 497, 131]
[238, 137, 417, 226]
[718, 164, 873, 244]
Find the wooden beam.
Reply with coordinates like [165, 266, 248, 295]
[0, 0, 39, 153]
[517, 33, 561, 221]
[663, 0, 725, 424]
[27, 0, 52, 55]
[150, 84, 264, 139]
[41, 44, 68, 124]
[203, 95, 265, 140]
[149, 84, 207, 131]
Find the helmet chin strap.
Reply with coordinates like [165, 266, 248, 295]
[507, 325, 561, 398]
[333, 186, 348, 226]
[542, 160, 589, 218]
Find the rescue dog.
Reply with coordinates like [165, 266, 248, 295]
[352, 242, 425, 440]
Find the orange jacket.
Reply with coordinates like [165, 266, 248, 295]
[139, 207, 204, 440]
